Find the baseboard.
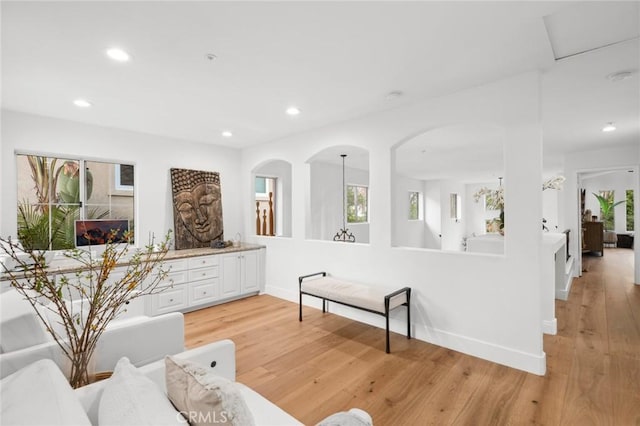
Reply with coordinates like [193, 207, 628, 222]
[555, 275, 573, 301]
[415, 324, 546, 376]
[556, 259, 575, 301]
[265, 285, 298, 303]
[266, 286, 547, 376]
[542, 319, 557, 335]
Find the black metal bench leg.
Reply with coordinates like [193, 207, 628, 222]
[299, 291, 302, 322]
[385, 298, 390, 353]
[407, 288, 412, 340]
[322, 299, 326, 313]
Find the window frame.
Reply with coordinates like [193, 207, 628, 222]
[15, 151, 137, 249]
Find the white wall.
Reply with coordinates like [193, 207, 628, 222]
[424, 180, 442, 249]
[1, 110, 243, 245]
[392, 175, 426, 248]
[242, 72, 546, 375]
[439, 180, 465, 251]
[542, 188, 560, 232]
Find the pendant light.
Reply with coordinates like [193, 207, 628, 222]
[333, 154, 356, 243]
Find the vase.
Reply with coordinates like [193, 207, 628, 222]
[64, 350, 96, 388]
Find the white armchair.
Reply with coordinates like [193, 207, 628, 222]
[0, 289, 185, 379]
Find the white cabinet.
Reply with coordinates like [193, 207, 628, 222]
[220, 255, 241, 298]
[148, 249, 262, 316]
[186, 255, 219, 307]
[221, 250, 260, 298]
[150, 259, 189, 314]
[153, 286, 189, 315]
[241, 250, 259, 294]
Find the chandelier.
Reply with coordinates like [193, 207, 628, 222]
[333, 154, 356, 243]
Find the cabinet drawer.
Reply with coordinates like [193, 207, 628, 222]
[189, 280, 219, 305]
[160, 270, 188, 287]
[188, 255, 218, 269]
[188, 266, 219, 282]
[164, 259, 188, 272]
[155, 287, 188, 314]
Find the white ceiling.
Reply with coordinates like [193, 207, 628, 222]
[1, 1, 638, 180]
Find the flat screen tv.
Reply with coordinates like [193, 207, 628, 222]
[75, 219, 130, 247]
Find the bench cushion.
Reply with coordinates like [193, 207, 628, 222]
[301, 277, 406, 314]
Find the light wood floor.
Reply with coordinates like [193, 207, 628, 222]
[185, 248, 640, 425]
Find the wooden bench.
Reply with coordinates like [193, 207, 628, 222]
[298, 272, 411, 353]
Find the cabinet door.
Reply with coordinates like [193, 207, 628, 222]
[241, 251, 259, 294]
[220, 254, 240, 298]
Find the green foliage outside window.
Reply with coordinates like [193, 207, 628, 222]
[595, 190, 624, 231]
[347, 185, 368, 223]
[627, 190, 634, 231]
[409, 192, 419, 220]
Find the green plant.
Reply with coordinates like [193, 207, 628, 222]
[19, 157, 108, 250]
[26, 156, 61, 211]
[593, 192, 625, 231]
[626, 190, 634, 231]
[17, 202, 71, 251]
[0, 230, 173, 388]
[57, 161, 93, 204]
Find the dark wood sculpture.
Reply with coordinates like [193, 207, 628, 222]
[170, 168, 223, 250]
[256, 201, 261, 235]
[268, 192, 275, 236]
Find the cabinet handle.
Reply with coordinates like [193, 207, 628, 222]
[203, 291, 207, 295]
[202, 272, 206, 276]
[169, 298, 174, 302]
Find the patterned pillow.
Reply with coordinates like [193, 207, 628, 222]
[165, 355, 255, 426]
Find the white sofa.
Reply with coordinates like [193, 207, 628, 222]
[78, 339, 304, 425]
[0, 289, 185, 379]
[1, 339, 374, 426]
[0, 340, 301, 425]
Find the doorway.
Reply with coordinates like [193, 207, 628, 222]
[577, 167, 638, 282]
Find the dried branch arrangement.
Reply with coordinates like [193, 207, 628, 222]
[0, 230, 172, 388]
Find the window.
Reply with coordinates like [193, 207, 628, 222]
[114, 164, 134, 191]
[16, 154, 135, 250]
[255, 176, 276, 235]
[255, 176, 267, 197]
[409, 192, 420, 220]
[347, 185, 368, 223]
[627, 190, 634, 231]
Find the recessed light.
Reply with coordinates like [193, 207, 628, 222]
[73, 99, 92, 108]
[106, 48, 130, 62]
[602, 122, 616, 132]
[606, 71, 635, 82]
[286, 106, 301, 116]
[221, 131, 233, 138]
[385, 90, 403, 100]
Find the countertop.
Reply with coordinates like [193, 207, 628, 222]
[1, 243, 265, 279]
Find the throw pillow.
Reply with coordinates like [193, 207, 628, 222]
[0, 359, 91, 426]
[99, 357, 186, 426]
[317, 408, 373, 426]
[165, 355, 255, 426]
